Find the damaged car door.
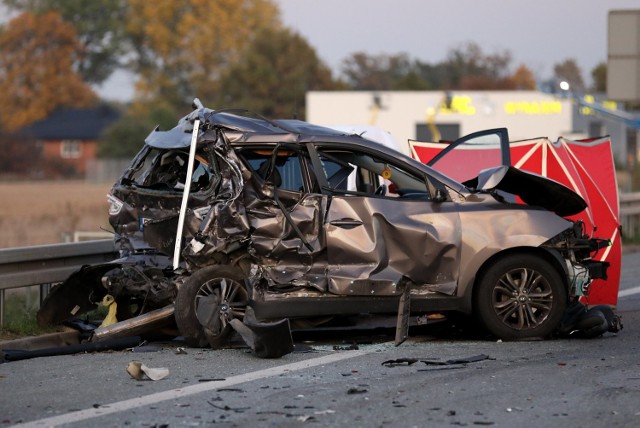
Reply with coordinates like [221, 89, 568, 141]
[238, 144, 329, 291]
[426, 128, 511, 182]
[312, 144, 462, 297]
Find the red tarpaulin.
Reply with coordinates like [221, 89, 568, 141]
[409, 136, 621, 306]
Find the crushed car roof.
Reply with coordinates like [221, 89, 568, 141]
[145, 107, 352, 149]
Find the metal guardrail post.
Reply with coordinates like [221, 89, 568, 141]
[40, 284, 51, 306]
[0, 289, 4, 328]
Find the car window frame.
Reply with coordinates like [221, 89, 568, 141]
[235, 143, 318, 194]
[426, 127, 511, 168]
[122, 145, 219, 194]
[307, 142, 445, 201]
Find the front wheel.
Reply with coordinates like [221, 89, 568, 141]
[474, 253, 566, 340]
[174, 266, 248, 348]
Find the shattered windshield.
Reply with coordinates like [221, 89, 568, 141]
[126, 147, 215, 193]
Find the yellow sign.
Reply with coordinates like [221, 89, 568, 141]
[439, 96, 476, 115]
[579, 95, 618, 116]
[436, 96, 564, 116]
[504, 101, 562, 115]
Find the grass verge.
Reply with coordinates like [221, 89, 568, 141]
[0, 289, 56, 340]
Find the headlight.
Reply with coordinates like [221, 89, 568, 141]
[107, 194, 124, 216]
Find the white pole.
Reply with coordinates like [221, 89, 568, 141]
[173, 119, 200, 270]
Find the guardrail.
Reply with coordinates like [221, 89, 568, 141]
[620, 192, 640, 239]
[0, 239, 118, 326]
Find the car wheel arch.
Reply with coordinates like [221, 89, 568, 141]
[460, 246, 569, 312]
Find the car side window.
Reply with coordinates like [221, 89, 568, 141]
[237, 148, 305, 192]
[127, 147, 215, 193]
[316, 149, 430, 199]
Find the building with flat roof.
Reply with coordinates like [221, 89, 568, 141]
[306, 90, 631, 164]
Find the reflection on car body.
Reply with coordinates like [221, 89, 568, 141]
[38, 100, 611, 357]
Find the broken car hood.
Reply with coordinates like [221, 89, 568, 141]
[468, 165, 588, 217]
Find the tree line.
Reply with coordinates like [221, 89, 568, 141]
[0, 0, 607, 162]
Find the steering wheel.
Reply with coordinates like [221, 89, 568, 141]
[374, 184, 387, 196]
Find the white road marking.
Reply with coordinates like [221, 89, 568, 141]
[619, 286, 640, 297]
[13, 350, 368, 428]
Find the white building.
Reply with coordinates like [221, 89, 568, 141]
[307, 90, 631, 163]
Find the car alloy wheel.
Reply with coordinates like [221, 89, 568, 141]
[475, 253, 566, 340]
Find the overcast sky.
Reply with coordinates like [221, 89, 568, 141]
[96, 0, 639, 101]
[276, 0, 638, 80]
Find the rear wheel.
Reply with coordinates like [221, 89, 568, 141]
[174, 266, 248, 348]
[474, 254, 566, 340]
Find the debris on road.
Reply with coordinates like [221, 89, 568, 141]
[1, 336, 142, 363]
[99, 294, 118, 327]
[382, 354, 491, 367]
[557, 300, 623, 338]
[126, 360, 169, 381]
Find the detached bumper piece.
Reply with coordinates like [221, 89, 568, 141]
[229, 307, 294, 358]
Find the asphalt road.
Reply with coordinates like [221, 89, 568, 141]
[1, 252, 639, 428]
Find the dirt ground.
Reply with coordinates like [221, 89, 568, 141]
[0, 180, 114, 248]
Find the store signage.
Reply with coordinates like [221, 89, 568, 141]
[504, 101, 562, 115]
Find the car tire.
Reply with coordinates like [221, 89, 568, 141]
[174, 265, 248, 348]
[474, 253, 567, 340]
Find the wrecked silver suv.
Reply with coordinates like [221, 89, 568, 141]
[38, 99, 609, 355]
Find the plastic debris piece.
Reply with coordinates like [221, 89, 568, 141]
[417, 366, 466, 372]
[228, 307, 293, 358]
[381, 358, 420, 366]
[99, 294, 118, 328]
[126, 361, 169, 381]
[441, 354, 490, 365]
[382, 354, 490, 367]
[333, 344, 359, 351]
[130, 341, 162, 353]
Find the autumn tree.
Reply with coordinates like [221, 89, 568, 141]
[126, 0, 281, 110]
[507, 65, 537, 90]
[591, 62, 607, 92]
[214, 28, 338, 118]
[413, 61, 449, 90]
[393, 70, 430, 90]
[339, 43, 533, 91]
[440, 42, 513, 89]
[0, 11, 96, 131]
[340, 52, 419, 90]
[2, 0, 129, 84]
[554, 58, 585, 93]
[98, 104, 179, 158]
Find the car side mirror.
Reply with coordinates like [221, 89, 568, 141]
[433, 189, 447, 202]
